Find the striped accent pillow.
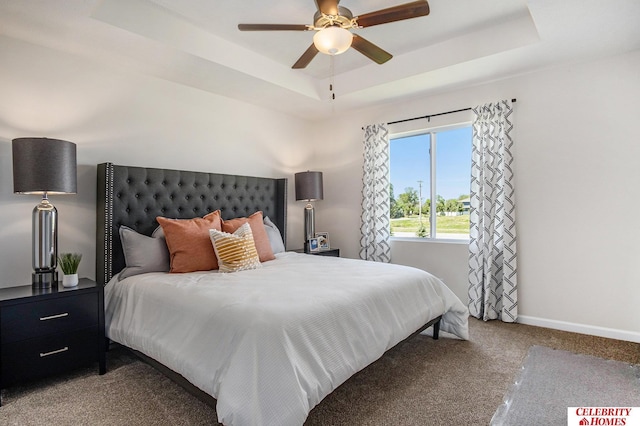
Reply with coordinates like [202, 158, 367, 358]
[209, 223, 262, 273]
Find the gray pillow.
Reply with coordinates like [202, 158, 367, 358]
[263, 216, 285, 254]
[119, 225, 170, 280]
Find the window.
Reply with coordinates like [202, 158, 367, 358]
[389, 125, 472, 240]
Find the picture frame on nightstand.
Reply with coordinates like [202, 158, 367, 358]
[315, 232, 330, 250]
[308, 237, 320, 252]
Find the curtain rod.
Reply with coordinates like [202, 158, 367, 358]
[386, 98, 517, 126]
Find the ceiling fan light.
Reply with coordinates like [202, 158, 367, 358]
[313, 26, 353, 55]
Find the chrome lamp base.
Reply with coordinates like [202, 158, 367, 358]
[32, 194, 59, 289]
[303, 203, 315, 253]
[33, 270, 58, 289]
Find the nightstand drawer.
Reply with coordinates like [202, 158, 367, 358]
[1, 292, 98, 344]
[1, 327, 99, 387]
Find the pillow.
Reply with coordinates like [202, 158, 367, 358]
[263, 216, 285, 254]
[209, 223, 262, 273]
[118, 225, 170, 280]
[156, 211, 222, 273]
[221, 211, 275, 262]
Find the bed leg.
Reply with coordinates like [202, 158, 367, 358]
[432, 318, 440, 340]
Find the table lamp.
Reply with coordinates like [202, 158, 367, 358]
[295, 171, 323, 252]
[12, 137, 77, 288]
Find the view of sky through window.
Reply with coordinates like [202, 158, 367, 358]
[390, 126, 472, 200]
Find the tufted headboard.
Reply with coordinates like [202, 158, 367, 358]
[96, 163, 287, 286]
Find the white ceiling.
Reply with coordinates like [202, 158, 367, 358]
[1, 0, 639, 121]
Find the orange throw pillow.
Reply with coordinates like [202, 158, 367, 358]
[156, 211, 222, 273]
[221, 211, 275, 262]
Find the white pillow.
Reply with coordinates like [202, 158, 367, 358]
[263, 216, 285, 254]
[209, 223, 262, 273]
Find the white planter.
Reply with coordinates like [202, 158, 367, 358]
[62, 273, 79, 287]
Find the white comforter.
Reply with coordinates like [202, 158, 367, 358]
[105, 252, 468, 426]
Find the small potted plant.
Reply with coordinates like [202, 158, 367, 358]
[58, 253, 82, 287]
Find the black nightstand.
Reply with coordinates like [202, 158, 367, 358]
[0, 278, 105, 405]
[293, 248, 340, 257]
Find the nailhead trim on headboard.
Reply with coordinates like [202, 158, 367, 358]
[96, 163, 287, 286]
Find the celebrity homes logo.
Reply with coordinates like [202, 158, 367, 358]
[568, 407, 640, 425]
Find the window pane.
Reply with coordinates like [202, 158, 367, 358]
[390, 134, 431, 237]
[434, 127, 472, 239]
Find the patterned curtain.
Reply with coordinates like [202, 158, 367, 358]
[360, 123, 391, 263]
[468, 100, 518, 322]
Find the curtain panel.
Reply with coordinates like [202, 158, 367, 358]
[468, 100, 518, 322]
[360, 123, 391, 263]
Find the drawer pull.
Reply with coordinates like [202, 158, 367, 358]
[40, 312, 69, 321]
[40, 347, 69, 357]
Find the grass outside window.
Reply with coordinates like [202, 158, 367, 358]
[391, 215, 470, 239]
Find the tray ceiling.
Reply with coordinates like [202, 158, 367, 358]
[1, 0, 639, 120]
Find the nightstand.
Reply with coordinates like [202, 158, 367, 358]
[0, 278, 105, 406]
[293, 248, 340, 257]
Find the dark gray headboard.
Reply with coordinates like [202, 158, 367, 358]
[96, 163, 287, 286]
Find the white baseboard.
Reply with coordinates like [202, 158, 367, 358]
[517, 315, 640, 344]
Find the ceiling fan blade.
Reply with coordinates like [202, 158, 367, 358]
[351, 35, 392, 64]
[238, 24, 310, 31]
[292, 44, 319, 69]
[356, 0, 430, 28]
[315, 0, 339, 16]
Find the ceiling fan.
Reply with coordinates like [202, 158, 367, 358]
[238, 0, 430, 69]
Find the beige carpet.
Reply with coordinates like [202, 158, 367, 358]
[1, 319, 638, 425]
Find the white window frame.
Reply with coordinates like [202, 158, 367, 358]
[390, 122, 472, 244]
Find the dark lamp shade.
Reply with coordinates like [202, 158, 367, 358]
[12, 137, 77, 194]
[295, 171, 323, 201]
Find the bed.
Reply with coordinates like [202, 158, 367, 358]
[96, 163, 469, 426]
